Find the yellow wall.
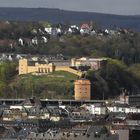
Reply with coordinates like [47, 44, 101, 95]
[28, 66, 38, 73]
[19, 59, 82, 76]
[19, 59, 55, 75]
[55, 66, 82, 76]
[19, 59, 28, 75]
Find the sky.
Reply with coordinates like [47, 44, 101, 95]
[0, 0, 140, 15]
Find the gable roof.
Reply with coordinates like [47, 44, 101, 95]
[22, 97, 42, 107]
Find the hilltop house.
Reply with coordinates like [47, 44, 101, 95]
[71, 57, 107, 70]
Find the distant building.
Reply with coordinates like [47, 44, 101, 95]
[19, 58, 55, 75]
[110, 126, 129, 140]
[19, 59, 82, 76]
[107, 103, 140, 114]
[119, 94, 140, 106]
[86, 104, 106, 115]
[71, 57, 107, 70]
[27, 126, 118, 140]
[74, 79, 91, 100]
[32, 37, 38, 45]
[44, 27, 52, 34]
[125, 94, 140, 106]
[80, 23, 90, 35]
[18, 38, 24, 46]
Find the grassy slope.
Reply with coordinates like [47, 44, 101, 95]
[11, 71, 78, 99]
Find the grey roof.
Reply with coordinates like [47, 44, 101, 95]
[22, 98, 42, 107]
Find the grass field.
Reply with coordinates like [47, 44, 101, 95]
[11, 71, 78, 99]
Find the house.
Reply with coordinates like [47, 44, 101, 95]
[8, 55, 13, 61]
[23, 38, 32, 46]
[71, 57, 107, 70]
[45, 27, 52, 35]
[104, 29, 109, 35]
[51, 28, 58, 36]
[118, 94, 140, 106]
[2, 108, 28, 121]
[32, 37, 38, 45]
[80, 28, 85, 35]
[21, 98, 42, 109]
[10, 105, 23, 111]
[27, 107, 50, 120]
[80, 23, 90, 35]
[42, 36, 48, 43]
[88, 58, 107, 70]
[56, 28, 62, 34]
[68, 28, 72, 34]
[90, 29, 96, 36]
[18, 38, 24, 46]
[16, 54, 22, 60]
[10, 98, 42, 111]
[107, 103, 129, 113]
[125, 94, 140, 106]
[107, 103, 140, 114]
[110, 126, 129, 140]
[68, 25, 79, 35]
[86, 104, 106, 115]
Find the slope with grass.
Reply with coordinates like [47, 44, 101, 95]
[9, 71, 78, 99]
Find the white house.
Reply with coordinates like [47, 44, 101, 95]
[45, 27, 52, 35]
[16, 54, 22, 60]
[107, 103, 140, 114]
[86, 104, 106, 115]
[68, 28, 72, 34]
[8, 55, 13, 61]
[56, 28, 61, 34]
[104, 29, 109, 35]
[32, 37, 38, 45]
[18, 38, 24, 46]
[80, 28, 85, 35]
[10, 105, 23, 111]
[42, 36, 48, 43]
[107, 104, 129, 113]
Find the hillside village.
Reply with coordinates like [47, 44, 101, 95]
[0, 21, 134, 47]
[0, 19, 139, 139]
[0, 21, 139, 100]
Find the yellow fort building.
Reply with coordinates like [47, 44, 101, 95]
[19, 57, 107, 76]
[19, 59, 55, 75]
[19, 58, 82, 76]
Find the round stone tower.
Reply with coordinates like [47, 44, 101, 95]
[74, 79, 91, 100]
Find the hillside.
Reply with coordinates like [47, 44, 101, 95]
[0, 7, 140, 31]
[7, 71, 77, 99]
[0, 60, 140, 99]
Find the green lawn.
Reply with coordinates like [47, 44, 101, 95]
[12, 71, 78, 99]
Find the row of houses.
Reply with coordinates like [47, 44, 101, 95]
[17, 23, 134, 46]
[1, 98, 139, 140]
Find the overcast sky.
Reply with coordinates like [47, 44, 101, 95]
[0, 0, 140, 15]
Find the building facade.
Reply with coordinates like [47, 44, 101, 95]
[125, 95, 140, 106]
[71, 57, 107, 70]
[19, 59, 55, 75]
[119, 94, 140, 106]
[19, 59, 82, 76]
[74, 79, 91, 100]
